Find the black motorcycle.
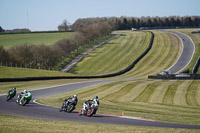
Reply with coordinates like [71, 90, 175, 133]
[59, 99, 77, 113]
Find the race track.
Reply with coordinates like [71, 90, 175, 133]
[166, 31, 195, 74]
[0, 31, 199, 129]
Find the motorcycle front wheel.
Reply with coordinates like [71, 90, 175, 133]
[21, 98, 27, 106]
[6, 95, 11, 101]
[87, 108, 94, 117]
[66, 103, 74, 113]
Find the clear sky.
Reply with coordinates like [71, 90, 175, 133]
[1, 0, 200, 31]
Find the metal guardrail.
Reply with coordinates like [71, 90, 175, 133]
[147, 74, 200, 80]
[192, 56, 200, 74]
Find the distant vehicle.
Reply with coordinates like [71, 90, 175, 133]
[191, 30, 200, 33]
[158, 69, 171, 76]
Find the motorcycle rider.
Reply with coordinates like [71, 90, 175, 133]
[63, 94, 78, 108]
[16, 90, 28, 103]
[83, 96, 99, 114]
[8, 87, 16, 96]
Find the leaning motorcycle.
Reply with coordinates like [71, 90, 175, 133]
[7, 90, 16, 101]
[59, 99, 77, 113]
[19, 92, 32, 106]
[79, 103, 99, 117]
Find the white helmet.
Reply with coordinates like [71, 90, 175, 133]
[24, 90, 28, 93]
[74, 94, 77, 98]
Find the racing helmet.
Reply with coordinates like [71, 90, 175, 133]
[74, 94, 77, 98]
[94, 96, 98, 99]
[12, 87, 16, 90]
[24, 90, 28, 93]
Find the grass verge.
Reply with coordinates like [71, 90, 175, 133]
[0, 66, 74, 78]
[0, 115, 199, 133]
[0, 79, 89, 94]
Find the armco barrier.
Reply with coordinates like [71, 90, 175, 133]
[148, 74, 200, 80]
[192, 56, 200, 74]
[0, 31, 154, 82]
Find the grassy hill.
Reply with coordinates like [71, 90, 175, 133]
[122, 30, 182, 77]
[69, 31, 151, 75]
[0, 32, 73, 49]
[68, 30, 182, 77]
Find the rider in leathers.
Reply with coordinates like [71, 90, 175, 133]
[63, 95, 78, 107]
[8, 87, 16, 96]
[83, 96, 99, 114]
[16, 90, 28, 103]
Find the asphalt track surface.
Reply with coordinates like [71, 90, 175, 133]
[165, 31, 195, 74]
[1, 31, 199, 129]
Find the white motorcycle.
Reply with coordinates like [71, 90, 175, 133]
[79, 102, 99, 117]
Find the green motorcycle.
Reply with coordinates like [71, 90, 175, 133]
[19, 92, 32, 106]
[7, 89, 16, 101]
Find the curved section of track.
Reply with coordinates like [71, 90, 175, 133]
[0, 78, 200, 129]
[166, 31, 195, 74]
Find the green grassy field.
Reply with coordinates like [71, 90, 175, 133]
[69, 31, 151, 75]
[1, 115, 198, 133]
[0, 32, 73, 49]
[0, 66, 73, 78]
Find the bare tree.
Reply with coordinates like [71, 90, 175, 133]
[58, 19, 70, 31]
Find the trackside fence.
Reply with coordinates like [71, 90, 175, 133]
[192, 56, 200, 74]
[148, 74, 200, 80]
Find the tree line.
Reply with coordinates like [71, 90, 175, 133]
[115, 16, 200, 30]
[0, 18, 114, 70]
[0, 16, 199, 70]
